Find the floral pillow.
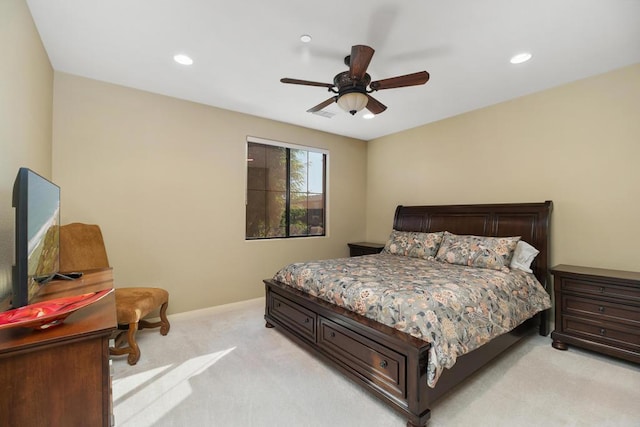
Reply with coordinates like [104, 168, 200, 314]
[382, 230, 444, 259]
[434, 231, 520, 271]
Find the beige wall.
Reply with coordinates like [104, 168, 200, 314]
[0, 0, 53, 303]
[52, 72, 367, 314]
[366, 63, 640, 272]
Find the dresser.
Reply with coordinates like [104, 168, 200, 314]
[551, 264, 640, 363]
[347, 242, 385, 257]
[0, 269, 116, 427]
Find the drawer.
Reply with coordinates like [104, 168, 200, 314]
[269, 293, 316, 342]
[560, 278, 640, 302]
[562, 295, 640, 326]
[318, 318, 406, 399]
[563, 315, 640, 352]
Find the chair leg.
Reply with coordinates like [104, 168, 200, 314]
[159, 302, 170, 335]
[109, 322, 140, 365]
[125, 322, 140, 365]
[113, 329, 128, 348]
[138, 302, 170, 336]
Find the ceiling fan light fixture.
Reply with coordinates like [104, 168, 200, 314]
[337, 92, 368, 115]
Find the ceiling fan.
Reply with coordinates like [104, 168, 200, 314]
[281, 45, 429, 116]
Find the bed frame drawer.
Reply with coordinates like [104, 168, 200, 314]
[269, 293, 317, 342]
[318, 318, 406, 399]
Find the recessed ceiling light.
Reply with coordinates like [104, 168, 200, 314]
[300, 34, 312, 43]
[173, 54, 193, 65]
[363, 113, 375, 120]
[510, 52, 532, 64]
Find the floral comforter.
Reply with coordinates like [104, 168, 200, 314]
[273, 253, 551, 387]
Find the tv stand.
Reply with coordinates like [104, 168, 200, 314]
[0, 269, 116, 427]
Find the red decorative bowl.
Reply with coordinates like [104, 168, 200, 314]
[0, 289, 113, 331]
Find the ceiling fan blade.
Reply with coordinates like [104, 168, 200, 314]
[349, 45, 375, 81]
[281, 78, 334, 88]
[366, 95, 387, 115]
[306, 97, 337, 113]
[370, 71, 430, 90]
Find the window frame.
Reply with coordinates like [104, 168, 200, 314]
[245, 136, 329, 240]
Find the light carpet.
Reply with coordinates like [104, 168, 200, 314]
[112, 297, 640, 427]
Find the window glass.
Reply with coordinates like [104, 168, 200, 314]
[246, 139, 326, 239]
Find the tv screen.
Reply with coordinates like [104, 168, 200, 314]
[12, 168, 61, 308]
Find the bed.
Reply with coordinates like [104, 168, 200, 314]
[263, 201, 552, 426]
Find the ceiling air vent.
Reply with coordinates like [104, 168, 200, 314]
[312, 110, 335, 118]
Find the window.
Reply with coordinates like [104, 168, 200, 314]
[246, 137, 327, 239]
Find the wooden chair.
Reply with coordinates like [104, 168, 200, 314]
[59, 223, 170, 365]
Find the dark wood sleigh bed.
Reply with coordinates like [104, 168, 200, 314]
[263, 201, 552, 426]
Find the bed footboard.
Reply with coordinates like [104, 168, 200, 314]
[264, 278, 432, 426]
[264, 278, 538, 426]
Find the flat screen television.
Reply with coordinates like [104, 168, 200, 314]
[11, 167, 61, 309]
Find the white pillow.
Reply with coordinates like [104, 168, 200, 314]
[509, 240, 539, 273]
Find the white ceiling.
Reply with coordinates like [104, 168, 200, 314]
[27, 0, 640, 141]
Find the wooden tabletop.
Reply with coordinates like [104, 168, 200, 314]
[0, 268, 116, 354]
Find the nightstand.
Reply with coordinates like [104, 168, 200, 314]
[347, 242, 385, 257]
[550, 264, 640, 363]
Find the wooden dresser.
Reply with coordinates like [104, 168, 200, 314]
[551, 264, 640, 363]
[0, 269, 116, 427]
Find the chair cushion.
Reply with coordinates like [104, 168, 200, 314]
[115, 287, 169, 324]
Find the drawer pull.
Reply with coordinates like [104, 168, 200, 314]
[304, 318, 310, 324]
[600, 328, 606, 336]
[276, 302, 281, 308]
[598, 306, 605, 313]
[379, 360, 388, 369]
[599, 287, 605, 293]
[330, 331, 336, 338]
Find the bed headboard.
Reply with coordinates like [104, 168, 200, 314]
[393, 201, 553, 290]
